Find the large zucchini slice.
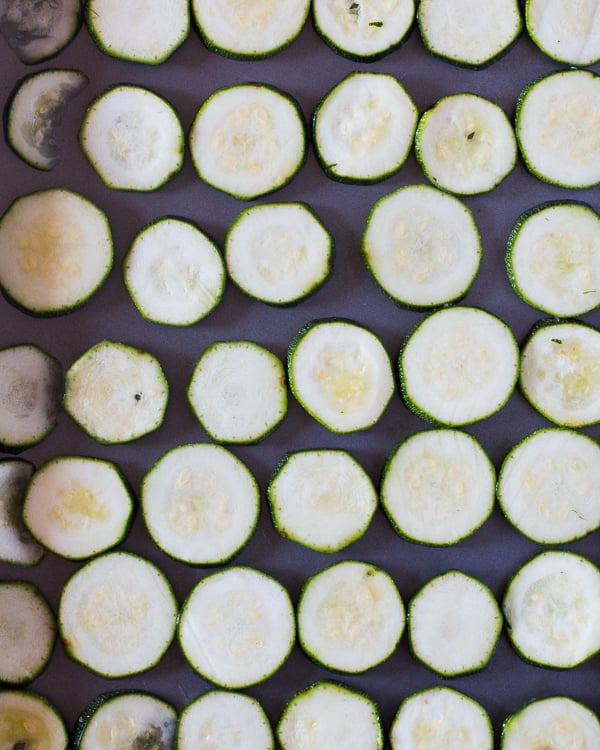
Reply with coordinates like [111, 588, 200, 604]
[525, 0, 600, 66]
[0, 459, 44, 566]
[0, 690, 68, 750]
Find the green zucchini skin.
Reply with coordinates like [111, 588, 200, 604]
[0, 690, 68, 750]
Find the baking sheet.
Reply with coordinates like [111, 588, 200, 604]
[1, 4, 599, 744]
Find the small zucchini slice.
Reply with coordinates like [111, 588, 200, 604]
[0, 580, 56, 685]
[189, 83, 307, 200]
[415, 92, 517, 194]
[5, 68, 88, 171]
[399, 306, 519, 426]
[123, 216, 225, 326]
[312, 71, 417, 184]
[178, 566, 295, 689]
[72, 690, 177, 750]
[502, 549, 600, 669]
[80, 85, 184, 191]
[277, 680, 384, 750]
[312, 0, 415, 61]
[63, 339, 169, 444]
[390, 686, 493, 750]
[288, 318, 395, 433]
[515, 68, 600, 189]
[381, 429, 495, 546]
[362, 183, 481, 309]
[519, 319, 600, 427]
[141, 442, 260, 566]
[525, 0, 600, 66]
[225, 202, 333, 306]
[187, 340, 287, 444]
[0, 690, 68, 750]
[86, 0, 189, 64]
[297, 560, 405, 674]
[267, 448, 378, 553]
[408, 569, 502, 677]
[417, 0, 522, 68]
[191, 0, 309, 59]
[178, 691, 273, 750]
[498, 428, 600, 544]
[0, 187, 113, 316]
[23, 455, 134, 560]
[0, 459, 44, 566]
[0, 343, 62, 452]
[58, 551, 178, 678]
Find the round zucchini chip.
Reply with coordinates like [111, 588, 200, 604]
[0, 690, 68, 750]
[0, 459, 44, 566]
[525, 0, 600, 66]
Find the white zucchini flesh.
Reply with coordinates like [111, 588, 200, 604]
[0, 581, 56, 684]
[502, 550, 600, 668]
[63, 339, 169, 444]
[297, 560, 405, 673]
[390, 686, 493, 750]
[525, 0, 600, 66]
[58, 551, 178, 678]
[408, 569, 502, 677]
[23, 456, 134, 560]
[498, 428, 600, 544]
[381, 429, 495, 545]
[178, 691, 274, 750]
[225, 202, 333, 306]
[277, 680, 383, 750]
[516, 69, 600, 189]
[399, 306, 519, 426]
[362, 183, 481, 308]
[178, 566, 295, 688]
[141, 443, 260, 565]
[0, 188, 113, 315]
[0, 459, 44, 566]
[187, 340, 287, 444]
[313, 71, 417, 182]
[80, 85, 184, 191]
[519, 321, 600, 427]
[189, 84, 306, 200]
[501, 695, 600, 750]
[0, 690, 68, 750]
[267, 449, 378, 553]
[288, 319, 394, 433]
[415, 93, 517, 194]
[124, 217, 225, 326]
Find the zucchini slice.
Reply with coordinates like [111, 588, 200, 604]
[515, 68, 600, 189]
[58, 551, 178, 678]
[191, 0, 309, 59]
[189, 83, 307, 200]
[0, 690, 68, 750]
[72, 690, 177, 750]
[381, 429, 495, 545]
[399, 306, 519, 426]
[0, 344, 62, 452]
[178, 566, 295, 689]
[23, 455, 134, 560]
[287, 318, 395, 433]
[312, 0, 415, 61]
[417, 0, 522, 68]
[225, 202, 333, 306]
[519, 319, 600, 427]
[123, 216, 225, 326]
[525, 0, 600, 66]
[0, 580, 56, 685]
[63, 339, 169, 444]
[415, 92, 517, 194]
[277, 680, 384, 750]
[80, 85, 184, 191]
[0, 188, 113, 316]
[502, 550, 600, 669]
[390, 686, 493, 750]
[5, 68, 88, 171]
[141, 442, 260, 566]
[267, 448, 378, 553]
[408, 569, 502, 677]
[0, 459, 44, 566]
[497, 428, 600, 544]
[362, 183, 482, 309]
[187, 340, 287, 444]
[86, 0, 189, 64]
[297, 560, 405, 673]
[312, 71, 417, 184]
[178, 691, 273, 750]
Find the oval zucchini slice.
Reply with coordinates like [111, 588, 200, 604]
[0, 459, 44, 566]
[525, 0, 600, 66]
[0, 690, 68, 750]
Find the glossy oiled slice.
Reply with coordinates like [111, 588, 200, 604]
[0, 690, 68, 750]
[0, 0, 82, 63]
[0, 459, 44, 565]
[525, 0, 600, 65]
